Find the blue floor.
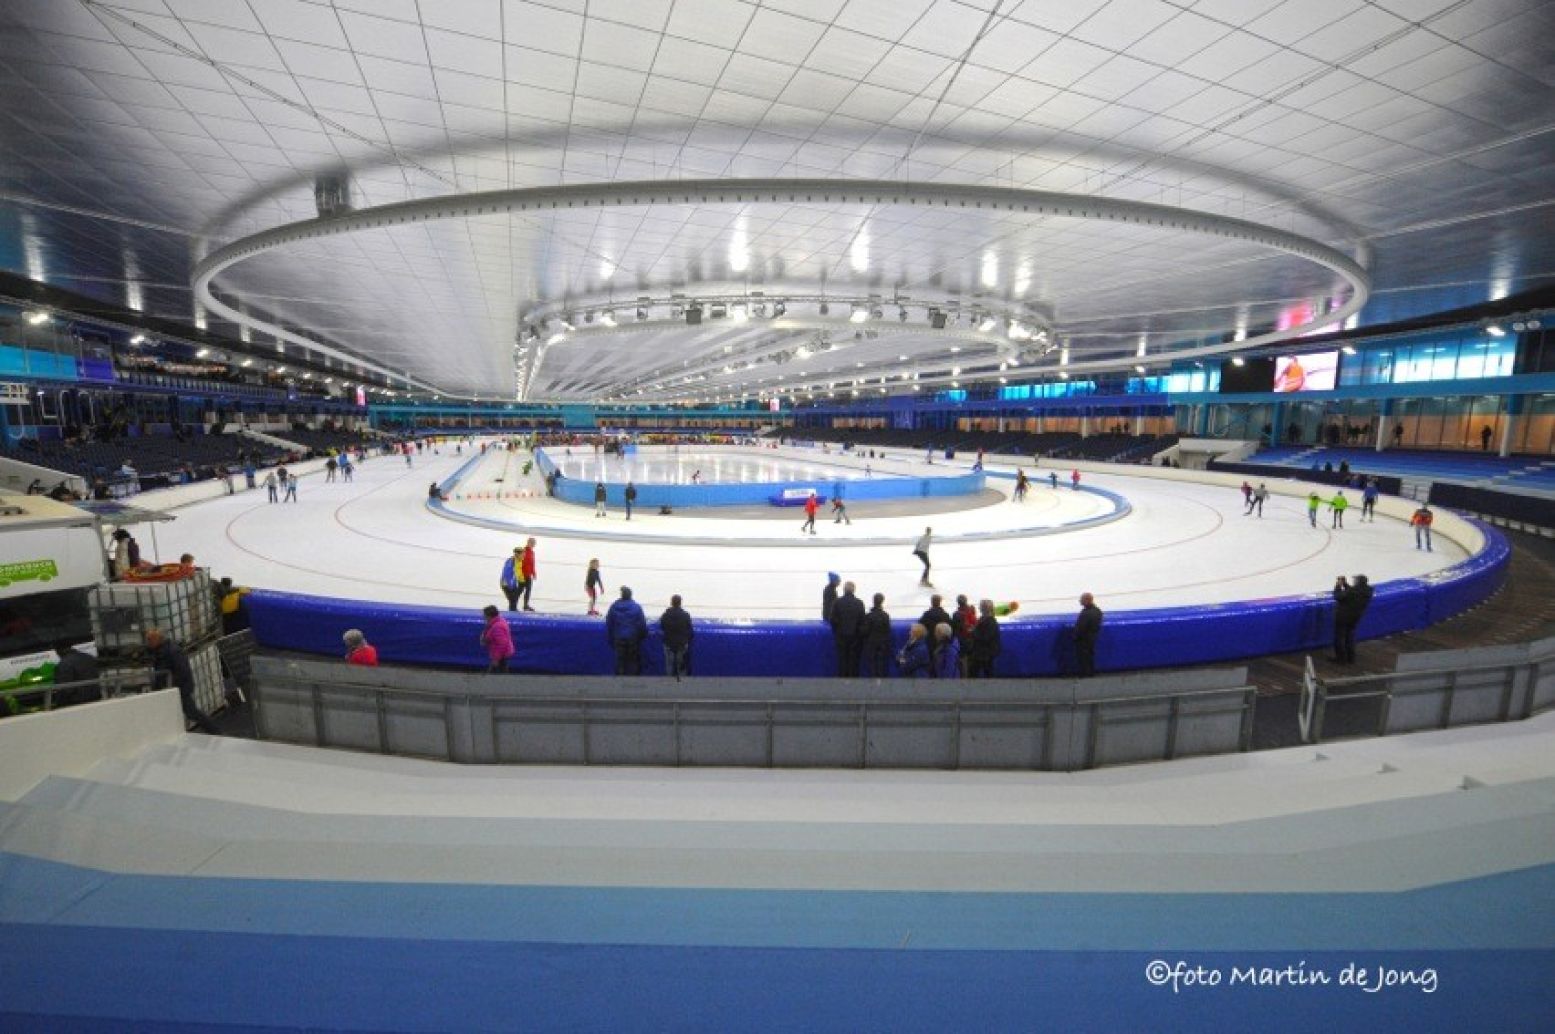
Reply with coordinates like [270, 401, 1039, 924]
[5, 853, 1554, 1031]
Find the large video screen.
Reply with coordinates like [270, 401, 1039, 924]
[1218, 356, 1275, 393]
[1273, 350, 1339, 393]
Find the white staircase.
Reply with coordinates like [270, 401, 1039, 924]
[4, 711, 1555, 895]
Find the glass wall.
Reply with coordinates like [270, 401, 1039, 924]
[1338, 329, 1515, 387]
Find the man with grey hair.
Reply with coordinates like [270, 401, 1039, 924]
[829, 579, 866, 677]
[342, 629, 378, 666]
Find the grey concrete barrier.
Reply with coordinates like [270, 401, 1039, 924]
[252, 656, 1255, 771]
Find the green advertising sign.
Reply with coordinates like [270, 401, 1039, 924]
[0, 558, 59, 588]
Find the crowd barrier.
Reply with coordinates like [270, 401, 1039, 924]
[532, 446, 985, 509]
[250, 656, 1256, 771]
[245, 519, 1507, 677]
[1429, 481, 1555, 532]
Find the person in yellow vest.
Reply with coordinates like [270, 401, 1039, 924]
[1328, 490, 1349, 529]
[1306, 492, 1321, 528]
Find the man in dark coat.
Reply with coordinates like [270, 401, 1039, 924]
[863, 593, 893, 678]
[624, 481, 638, 521]
[1074, 593, 1103, 677]
[829, 580, 867, 677]
[968, 599, 1002, 678]
[919, 595, 951, 640]
[659, 594, 694, 680]
[1332, 574, 1374, 664]
[146, 628, 219, 732]
[52, 641, 100, 707]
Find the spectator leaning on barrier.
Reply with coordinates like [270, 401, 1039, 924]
[659, 594, 693, 680]
[1074, 593, 1103, 678]
[968, 600, 1002, 678]
[931, 623, 960, 679]
[830, 580, 867, 678]
[896, 623, 931, 678]
[1332, 575, 1374, 665]
[342, 629, 379, 667]
[480, 605, 515, 673]
[606, 587, 649, 676]
[864, 593, 893, 678]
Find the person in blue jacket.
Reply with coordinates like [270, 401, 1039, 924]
[931, 622, 960, 679]
[499, 547, 523, 612]
[605, 586, 649, 675]
[896, 623, 931, 678]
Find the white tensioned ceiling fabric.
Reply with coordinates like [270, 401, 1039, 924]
[0, 0, 1551, 399]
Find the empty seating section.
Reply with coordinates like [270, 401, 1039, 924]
[1047, 433, 1180, 463]
[4, 431, 288, 484]
[1245, 446, 1555, 492]
[271, 428, 379, 454]
[800, 428, 1082, 456]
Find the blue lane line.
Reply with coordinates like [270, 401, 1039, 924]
[1, 927, 1550, 1033]
[4, 853, 1554, 951]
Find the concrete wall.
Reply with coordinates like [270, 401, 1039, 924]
[0, 690, 184, 800]
[252, 656, 1254, 771]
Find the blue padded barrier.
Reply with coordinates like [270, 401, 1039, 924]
[246, 521, 1509, 677]
[534, 447, 986, 509]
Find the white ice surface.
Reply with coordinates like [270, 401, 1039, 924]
[165, 442, 1469, 620]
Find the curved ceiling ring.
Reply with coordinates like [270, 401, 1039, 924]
[191, 178, 1372, 399]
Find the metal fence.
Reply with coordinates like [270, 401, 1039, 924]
[1299, 636, 1555, 743]
[253, 657, 1257, 772]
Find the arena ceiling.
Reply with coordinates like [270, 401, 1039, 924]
[1, 0, 1553, 403]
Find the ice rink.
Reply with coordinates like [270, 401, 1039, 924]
[544, 444, 891, 485]
[160, 442, 1470, 621]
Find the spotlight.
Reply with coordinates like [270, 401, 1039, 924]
[196, 347, 210, 358]
[1342, 345, 1357, 355]
[1487, 324, 1505, 337]
[130, 334, 146, 345]
[25, 311, 48, 325]
[977, 315, 998, 333]
[1232, 356, 1246, 366]
[849, 304, 868, 323]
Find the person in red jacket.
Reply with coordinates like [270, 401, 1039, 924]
[342, 629, 378, 666]
[519, 537, 538, 611]
[801, 492, 819, 535]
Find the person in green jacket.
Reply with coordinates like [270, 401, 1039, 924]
[1328, 490, 1349, 529]
[1306, 492, 1322, 528]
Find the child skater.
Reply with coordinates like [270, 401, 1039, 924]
[585, 558, 604, 616]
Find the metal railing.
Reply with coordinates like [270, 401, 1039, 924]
[259, 672, 1257, 771]
[0, 668, 157, 716]
[1299, 651, 1554, 743]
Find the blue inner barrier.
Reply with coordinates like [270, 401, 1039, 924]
[246, 520, 1509, 678]
[534, 448, 986, 509]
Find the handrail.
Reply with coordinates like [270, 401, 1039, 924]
[1300, 648, 1552, 743]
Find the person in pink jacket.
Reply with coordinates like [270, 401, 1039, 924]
[480, 605, 515, 672]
